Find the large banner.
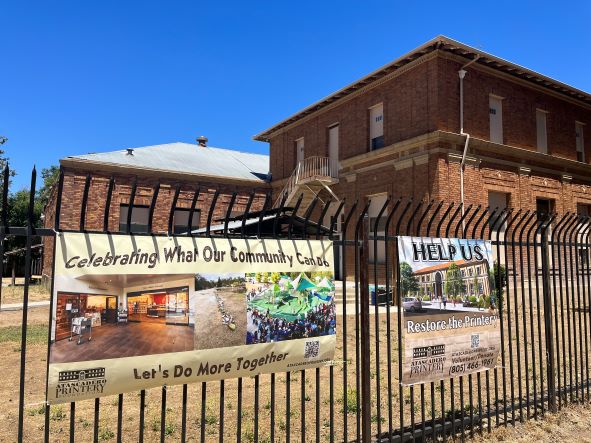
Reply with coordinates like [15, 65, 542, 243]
[47, 233, 335, 404]
[398, 236, 501, 385]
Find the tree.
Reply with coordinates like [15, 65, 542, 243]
[445, 263, 466, 299]
[472, 274, 480, 297]
[488, 262, 506, 309]
[0, 142, 16, 197]
[400, 262, 419, 296]
[37, 165, 60, 209]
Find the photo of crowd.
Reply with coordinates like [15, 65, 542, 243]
[245, 272, 336, 344]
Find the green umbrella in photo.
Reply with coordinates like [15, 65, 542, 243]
[317, 277, 335, 292]
[295, 273, 316, 292]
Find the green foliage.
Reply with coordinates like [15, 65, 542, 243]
[27, 404, 46, 416]
[472, 274, 480, 295]
[444, 263, 466, 298]
[343, 388, 358, 414]
[195, 274, 245, 290]
[50, 406, 66, 421]
[164, 422, 176, 437]
[38, 165, 60, 209]
[99, 427, 115, 441]
[399, 262, 419, 296]
[488, 261, 506, 308]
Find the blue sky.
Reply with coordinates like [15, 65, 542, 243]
[2, 1, 590, 190]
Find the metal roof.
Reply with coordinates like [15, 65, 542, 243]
[254, 35, 591, 141]
[64, 142, 270, 182]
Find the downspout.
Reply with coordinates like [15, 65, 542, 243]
[458, 55, 480, 232]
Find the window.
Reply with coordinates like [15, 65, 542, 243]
[489, 95, 503, 144]
[577, 204, 590, 217]
[536, 109, 548, 154]
[488, 191, 509, 264]
[369, 104, 384, 150]
[367, 193, 387, 264]
[328, 124, 339, 167]
[577, 204, 590, 270]
[295, 138, 304, 164]
[119, 205, 149, 233]
[576, 122, 585, 162]
[536, 198, 553, 220]
[488, 191, 509, 231]
[173, 208, 200, 234]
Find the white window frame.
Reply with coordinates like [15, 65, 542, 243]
[489, 94, 504, 144]
[369, 103, 384, 150]
[536, 109, 548, 154]
[576, 121, 586, 162]
[295, 137, 304, 164]
[327, 123, 340, 171]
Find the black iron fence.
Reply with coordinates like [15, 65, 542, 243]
[4, 166, 591, 442]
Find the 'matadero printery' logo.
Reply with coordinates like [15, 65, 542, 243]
[56, 368, 107, 399]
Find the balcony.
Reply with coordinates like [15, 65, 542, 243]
[275, 156, 339, 208]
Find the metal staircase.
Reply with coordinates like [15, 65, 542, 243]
[275, 156, 340, 210]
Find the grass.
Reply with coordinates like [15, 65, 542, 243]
[0, 324, 48, 344]
[0, 282, 50, 305]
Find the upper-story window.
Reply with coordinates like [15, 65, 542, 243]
[369, 103, 384, 150]
[489, 95, 503, 144]
[295, 137, 304, 164]
[119, 204, 149, 233]
[328, 124, 339, 165]
[536, 109, 548, 154]
[576, 121, 586, 162]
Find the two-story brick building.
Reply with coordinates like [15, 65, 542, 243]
[254, 36, 591, 241]
[44, 36, 591, 281]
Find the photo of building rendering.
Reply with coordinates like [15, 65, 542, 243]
[414, 259, 491, 300]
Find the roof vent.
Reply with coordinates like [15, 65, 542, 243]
[126, 148, 134, 156]
[196, 135, 208, 147]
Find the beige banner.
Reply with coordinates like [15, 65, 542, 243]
[48, 233, 336, 404]
[48, 335, 335, 404]
[54, 233, 333, 276]
[402, 310, 500, 385]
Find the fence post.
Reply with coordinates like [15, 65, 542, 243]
[541, 222, 557, 412]
[359, 214, 372, 442]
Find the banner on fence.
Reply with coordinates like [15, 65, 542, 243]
[47, 233, 335, 404]
[397, 236, 500, 385]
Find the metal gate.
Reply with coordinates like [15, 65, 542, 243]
[4, 166, 591, 442]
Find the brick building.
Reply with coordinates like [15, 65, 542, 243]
[253, 36, 591, 275]
[44, 36, 591, 281]
[255, 35, 591, 219]
[42, 140, 270, 280]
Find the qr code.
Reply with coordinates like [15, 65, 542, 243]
[471, 334, 480, 349]
[304, 341, 320, 359]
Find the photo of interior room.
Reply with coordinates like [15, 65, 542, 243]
[55, 293, 118, 341]
[127, 286, 190, 325]
[50, 274, 197, 364]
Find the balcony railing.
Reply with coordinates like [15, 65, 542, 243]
[275, 156, 339, 207]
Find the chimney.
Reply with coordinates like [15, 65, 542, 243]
[126, 148, 134, 156]
[196, 135, 208, 147]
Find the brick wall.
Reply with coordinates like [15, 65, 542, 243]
[268, 56, 440, 181]
[267, 52, 591, 183]
[42, 168, 269, 279]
